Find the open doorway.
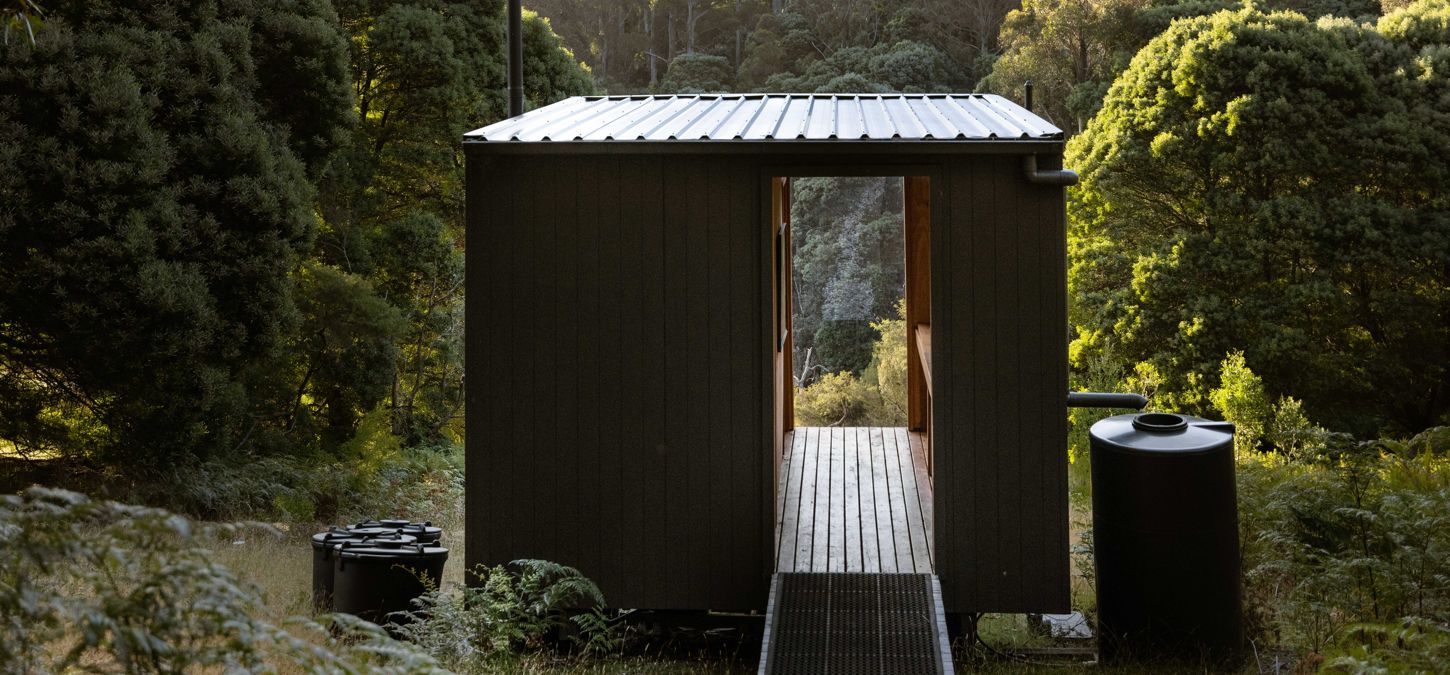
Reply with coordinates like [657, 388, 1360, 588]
[771, 174, 934, 575]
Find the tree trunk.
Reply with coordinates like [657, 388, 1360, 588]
[598, 13, 609, 82]
[735, 0, 743, 65]
[644, 1, 658, 86]
[686, 2, 696, 54]
[668, 11, 676, 59]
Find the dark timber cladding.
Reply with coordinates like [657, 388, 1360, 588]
[464, 94, 1070, 613]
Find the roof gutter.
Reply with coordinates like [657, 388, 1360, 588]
[1024, 154, 1078, 186]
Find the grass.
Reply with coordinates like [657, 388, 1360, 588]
[207, 521, 468, 623]
[206, 522, 764, 673]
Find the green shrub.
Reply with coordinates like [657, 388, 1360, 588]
[866, 301, 910, 425]
[811, 319, 878, 377]
[392, 560, 620, 671]
[0, 486, 444, 673]
[658, 52, 734, 93]
[794, 300, 910, 428]
[1211, 352, 1333, 461]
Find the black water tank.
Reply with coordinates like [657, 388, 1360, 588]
[332, 539, 449, 626]
[1089, 412, 1241, 664]
[311, 529, 416, 611]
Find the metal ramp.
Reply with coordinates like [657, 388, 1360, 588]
[759, 573, 954, 674]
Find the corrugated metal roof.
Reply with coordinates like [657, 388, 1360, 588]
[464, 94, 1062, 143]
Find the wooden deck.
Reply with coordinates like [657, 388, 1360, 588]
[775, 427, 934, 574]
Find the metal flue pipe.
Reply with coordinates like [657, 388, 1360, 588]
[508, 0, 524, 118]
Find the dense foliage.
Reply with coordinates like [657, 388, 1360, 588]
[981, 0, 1386, 133]
[1066, 2, 1450, 435]
[0, 0, 352, 465]
[0, 0, 591, 507]
[789, 178, 904, 382]
[528, 0, 1010, 93]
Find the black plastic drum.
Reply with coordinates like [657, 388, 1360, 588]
[310, 529, 416, 611]
[331, 539, 449, 627]
[1089, 412, 1241, 664]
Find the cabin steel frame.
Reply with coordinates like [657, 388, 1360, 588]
[464, 94, 1072, 613]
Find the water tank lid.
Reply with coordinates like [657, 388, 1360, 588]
[337, 541, 449, 561]
[341, 525, 405, 538]
[352, 518, 443, 541]
[313, 531, 416, 549]
[1090, 413, 1235, 455]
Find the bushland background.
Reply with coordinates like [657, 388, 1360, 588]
[2, 0, 1447, 671]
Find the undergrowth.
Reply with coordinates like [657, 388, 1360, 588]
[0, 487, 636, 673]
[0, 486, 446, 673]
[138, 442, 466, 525]
[393, 560, 622, 671]
[1238, 440, 1450, 671]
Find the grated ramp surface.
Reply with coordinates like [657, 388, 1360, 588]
[760, 573, 953, 674]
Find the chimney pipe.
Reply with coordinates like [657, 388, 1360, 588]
[1024, 80, 1034, 112]
[508, 0, 525, 118]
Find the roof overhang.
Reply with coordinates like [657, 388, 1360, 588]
[464, 93, 1065, 156]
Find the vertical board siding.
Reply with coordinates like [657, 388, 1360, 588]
[615, 155, 645, 606]
[593, 155, 622, 600]
[1040, 154, 1072, 608]
[519, 155, 546, 564]
[661, 160, 691, 606]
[730, 162, 764, 607]
[636, 156, 670, 608]
[936, 155, 1069, 613]
[931, 163, 960, 604]
[705, 159, 732, 608]
[575, 156, 601, 583]
[552, 157, 577, 569]
[466, 153, 766, 611]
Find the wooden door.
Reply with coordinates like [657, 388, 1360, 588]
[905, 176, 932, 474]
[771, 177, 793, 477]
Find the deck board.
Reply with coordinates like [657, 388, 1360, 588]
[776, 427, 933, 574]
[870, 427, 898, 573]
[908, 431, 935, 564]
[896, 428, 933, 573]
[843, 427, 862, 573]
[797, 427, 821, 568]
[828, 427, 845, 572]
[886, 429, 917, 573]
[857, 427, 881, 573]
